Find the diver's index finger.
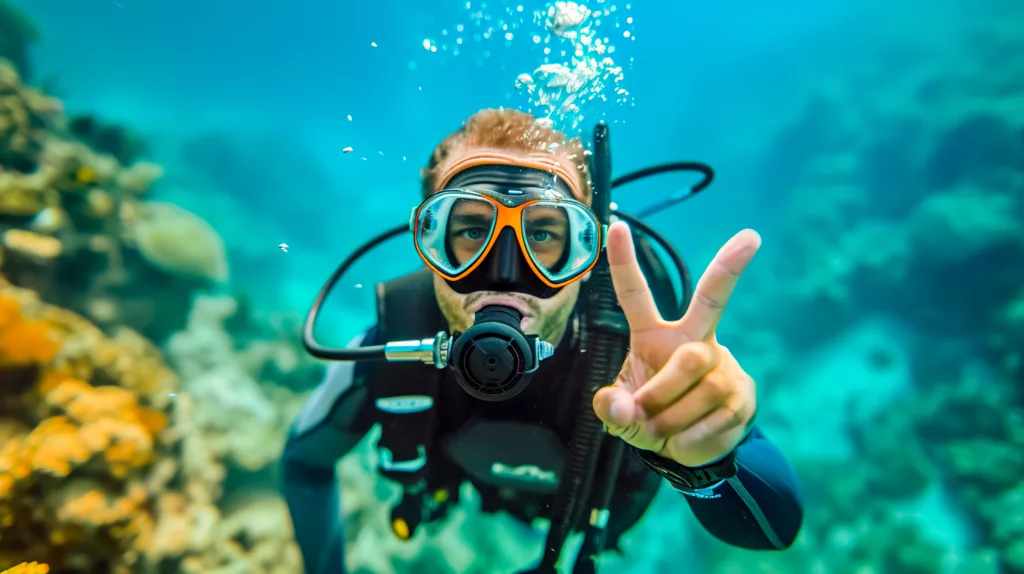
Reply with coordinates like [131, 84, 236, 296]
[607, 221, 661, 332]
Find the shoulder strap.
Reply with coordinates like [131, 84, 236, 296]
[366, 268, 445, 487]
[373, 268, 446, 341]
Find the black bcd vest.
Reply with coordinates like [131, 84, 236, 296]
[364, 228, 683, 551]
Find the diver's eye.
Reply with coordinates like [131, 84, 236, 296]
[529, 230, 553, 243]
[455, 227, 487, 240]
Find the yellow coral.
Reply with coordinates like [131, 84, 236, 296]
[1, 230, 62, 263]
[75, 166, 99, 185]
[1, 563, 49, 574]
[84, 189, 114, 218]
[0, 172, 48, 216]
[54, 481, 149, 527]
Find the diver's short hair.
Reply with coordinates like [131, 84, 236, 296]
[421, 108, 593, 205]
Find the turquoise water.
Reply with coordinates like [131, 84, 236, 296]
[1, 0, 1022, 572]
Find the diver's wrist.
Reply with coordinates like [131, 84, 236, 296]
[632, 446, 738, 491]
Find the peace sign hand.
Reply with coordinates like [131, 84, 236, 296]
[593, 221, 761, 468]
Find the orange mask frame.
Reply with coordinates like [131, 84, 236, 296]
[412, 188, 604, 290]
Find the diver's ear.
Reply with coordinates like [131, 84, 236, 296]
[581, 271, 592, 282]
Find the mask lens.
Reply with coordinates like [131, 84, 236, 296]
[415, 192, 497, 277]
[522, 202, 599, 283]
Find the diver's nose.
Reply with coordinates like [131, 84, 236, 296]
[489, 227, 522, 284]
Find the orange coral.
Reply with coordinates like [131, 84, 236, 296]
[21, 416, 90, 477]
[0, 295, 59, 366]
[0, 281, 187, 571]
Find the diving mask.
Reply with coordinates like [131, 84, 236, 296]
[411, 171, 606, 299]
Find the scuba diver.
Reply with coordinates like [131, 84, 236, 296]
[283, 109, 804, 574]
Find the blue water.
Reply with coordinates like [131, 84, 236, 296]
[6, 0, 1023, 572]
[23, 0, 942, 330]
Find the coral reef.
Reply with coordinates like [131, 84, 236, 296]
[0, 60, 226, 342]
[0, 279, 304, 573]
[67, 115, 148, 167]
[0, 56, 310, 572]
[166, 293, 309, 472]
[0, 279, 180, 569]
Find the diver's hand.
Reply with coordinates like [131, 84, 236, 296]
[593, 221, 760, 468]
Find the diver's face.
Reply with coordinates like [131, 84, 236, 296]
[433, 272, 580, 345]
[429, 148, 587, 345]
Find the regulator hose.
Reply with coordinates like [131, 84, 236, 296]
[529, 121, 632, 573]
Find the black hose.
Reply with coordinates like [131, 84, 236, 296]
[611, 210, 694, 315]
[573, 438, 625, 574]
[611, 161, 714, 192]
[612, 161, 714, 220]
[301, 224, 408, 360]
[534, 122, 632, 573]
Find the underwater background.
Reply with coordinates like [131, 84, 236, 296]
[0, 0, 1022, 572]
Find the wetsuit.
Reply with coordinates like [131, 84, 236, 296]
[281, 323, 804, 574]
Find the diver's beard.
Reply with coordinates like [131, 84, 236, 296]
[535, 299, 573, 348]
[462, 291, 541, 318]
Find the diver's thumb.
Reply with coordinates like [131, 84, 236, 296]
[593, 384, 637, 432]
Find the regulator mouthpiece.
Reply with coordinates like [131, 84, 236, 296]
[447, 305, 554, 402]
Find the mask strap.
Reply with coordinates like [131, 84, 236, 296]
[436, 149, 586, 201]
[445, 165, 576, 199]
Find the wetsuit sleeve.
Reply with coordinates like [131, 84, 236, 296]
[280, 328, 379, 574]
[664, 426, 804, 550]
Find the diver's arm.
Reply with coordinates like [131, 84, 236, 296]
[637, 426, 803, 550]
[676, 427, 802, 549]
[280, 329, 378, 574]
